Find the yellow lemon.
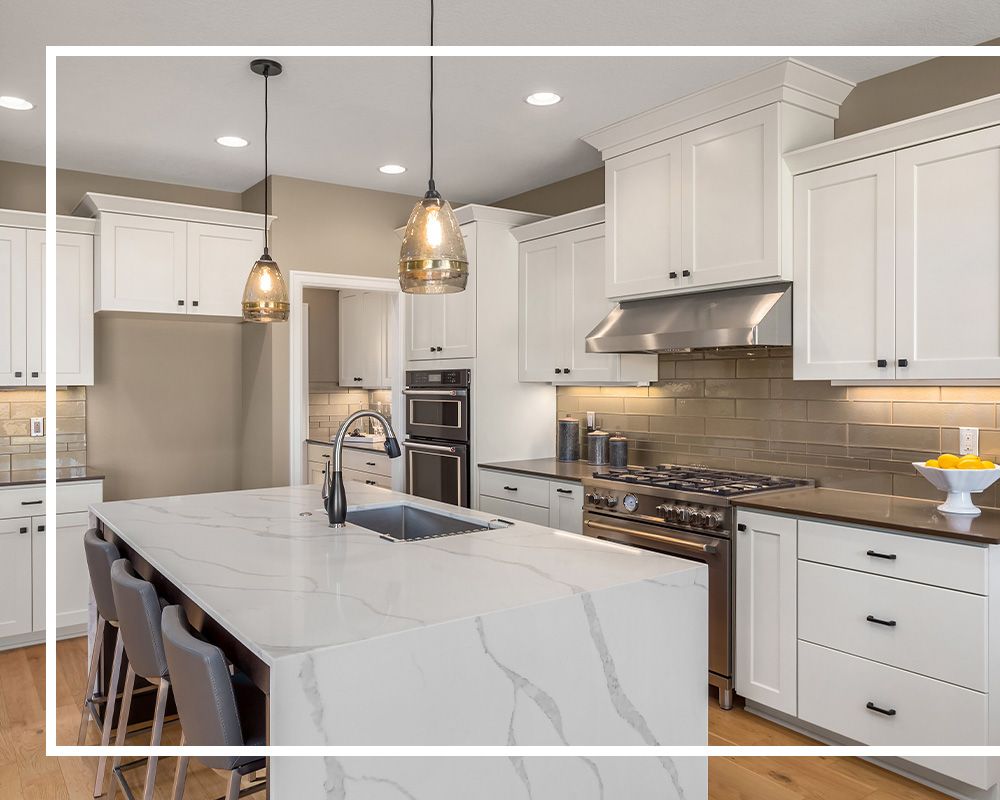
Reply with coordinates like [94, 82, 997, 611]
[924, 459, 939, 468]
[983, 461, 996, 470]
[957, 460, 980, 469]
[937, 453, 960, 469]
[959, 454, 981, 463]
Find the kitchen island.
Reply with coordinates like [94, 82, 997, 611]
[90, 482, 708, 799]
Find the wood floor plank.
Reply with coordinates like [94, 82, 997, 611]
[709, 757, 805, 800]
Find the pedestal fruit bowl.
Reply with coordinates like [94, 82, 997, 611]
[913, 455, 1000, 516]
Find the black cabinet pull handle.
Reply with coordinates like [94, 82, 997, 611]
[866, 549, 896, 560]
[21, 500, 43, 506]
[682, 269, 691, 277]
[19, 527, 27, 534]
[556, 488, 573, 494]
[866, 701, 896, 717]
[37, 525, 45, 532]
[366, 462, 376, 467]
[898, 358, 908, 367]
[866, 614, 897, 627]
[668, 271, 678, 279]
[876, 359, 888, 368]
[737, 523, 747, 532]
[503, 485, 518, 492]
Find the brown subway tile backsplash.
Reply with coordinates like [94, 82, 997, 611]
[0, 387, 87, 473]
[557, 350, 1000, 509]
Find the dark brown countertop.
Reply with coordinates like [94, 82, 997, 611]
[478, 458, 596, 483]
[306, 438, 385, 452]
[734, 487, 1000, 545]
[0, 467, 106, 488]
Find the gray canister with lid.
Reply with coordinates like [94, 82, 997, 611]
[587, 429, 610, 465]
[557, 417, 581, 462]
[609, 433, 628, 468]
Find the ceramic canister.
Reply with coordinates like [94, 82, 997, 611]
[609, 433, 629, 468]
[557, 417, 581, 462]
[587, 429, 610, 465]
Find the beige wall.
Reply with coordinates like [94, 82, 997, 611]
[559, 350, 1000, 510]
[87, 314, 243, 501]
[493, 167, 604, 217]
[0, 160, 242, 215]
[304, 288, 340, 384]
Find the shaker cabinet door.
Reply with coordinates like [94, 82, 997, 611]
[0, 226, 28, 386]
[793, 154, 896, 381]
[895, 126, 1000, 380]
[0, 518, 32, 638]
[186, 222, 262, 317]
[518, 236, 560, 382]
[96, 213, 187, 313]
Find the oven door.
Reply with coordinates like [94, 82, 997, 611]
[581, 510, 731, 681]
[403, 388, 469, 442]
[404, 439, 469, 507]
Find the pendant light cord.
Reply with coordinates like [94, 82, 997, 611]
[426, 0, 438, 198]
[263, 64, 270, 255]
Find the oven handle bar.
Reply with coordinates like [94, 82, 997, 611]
[584, 519, 719, 554]
[402, 388, 467, 397]
[402, 440, 458, 454]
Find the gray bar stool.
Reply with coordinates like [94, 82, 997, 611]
[109, 559, 173, 800]
[161, 605, 266, 800]
[80, 529, 126, 798]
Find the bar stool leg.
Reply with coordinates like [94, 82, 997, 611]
[142, 677, 170, 800]
[77, 616, 106, 745]
[225, 771, 242, 800]
[108, 665, 136, 800]
[171, 733, 188, 800]
[94, 632, 125, 797]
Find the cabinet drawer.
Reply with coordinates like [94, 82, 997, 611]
[798, 518, 987, 595]
[342, 448, 391, 477]
[798, 561, 986, 691]
[479, 495, 551, 526]
[343, 468, 390, 489]
[307, 443, 332, 464]
[479, 469, 551, 508]
[799, 641, 986, 747]
[0, 481, 103, 519]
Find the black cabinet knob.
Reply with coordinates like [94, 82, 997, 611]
[192, 300, 199, 307]
[30, 372, 38, 378]
[682, 269, 691, 277]
[877, 359, 888, 368]
[737, 523, 747, 532]
[178, 299, 185, 306]
[898, 358, 908, 367]
[14, 372, 21, 378]
[37, 525, 45, 533]
[668, 271, 678, 279]
[563, 367, 570, 374]
[19, 527, 27, 534]
[554, 368, 562, 374]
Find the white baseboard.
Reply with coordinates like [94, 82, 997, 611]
[0, 625, 88, 653]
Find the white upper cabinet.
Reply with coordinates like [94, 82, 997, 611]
[793, 154, 896, 381]
[406, 226, 477, 361]
[585, 61, 851, 301]
[788, 98, 1000, 382]
[605, 137, 684, 298]
[683, 106, 780, 289]
[0, 226, 27, 385]
[97, 212, 187, 313]
[895, 126, 1000, 381]
[78, 193, 272, 318]
[516, 209, 657, 386]
[186, 222, 262, 317]
[340, 290, 389, 389]
[0, 216, 95, 387]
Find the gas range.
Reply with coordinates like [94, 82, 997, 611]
[583, 464, 812, 535]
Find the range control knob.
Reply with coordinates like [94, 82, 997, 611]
[706, 512, 724, 529]
[585, 493, 598, 505]
[676, 506, 693, 523]
[656, 504, 674, 521]
[605, 496, 618, 508]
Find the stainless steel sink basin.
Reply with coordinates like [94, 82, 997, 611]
[346, 504, 493, 542]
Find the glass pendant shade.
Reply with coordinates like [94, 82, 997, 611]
[242, 251, 290, 322]
[398, 195, 468, 294]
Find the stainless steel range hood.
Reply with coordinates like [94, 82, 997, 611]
[586, 283, 791, 354]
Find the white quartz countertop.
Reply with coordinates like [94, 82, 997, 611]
[91, 483, 703, 666]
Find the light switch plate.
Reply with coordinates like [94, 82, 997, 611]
[960, 427, 979, 455]
[30, 417, 44, 437]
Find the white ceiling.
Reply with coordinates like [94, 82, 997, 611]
[2, 0, 999, 203]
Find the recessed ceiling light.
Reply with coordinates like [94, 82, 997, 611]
[525, 92, 561, 107]
[216, 135, 249, 148]
[379, 164, 406, 175]
[0, 96, 34, 111]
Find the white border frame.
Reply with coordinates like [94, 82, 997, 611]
[43, 44, 1000, 764]
[288, 270, 405, 487]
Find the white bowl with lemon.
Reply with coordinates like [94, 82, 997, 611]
[913, 453, 1000, 515]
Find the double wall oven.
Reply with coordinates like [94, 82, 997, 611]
[403, 369, 471, 507]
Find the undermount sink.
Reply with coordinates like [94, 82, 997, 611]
[346, 504, 495, 542]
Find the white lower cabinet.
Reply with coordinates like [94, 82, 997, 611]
[478, 469, 582, 534]
[0, 481, 102, 646]
[736, 509, 998, 791]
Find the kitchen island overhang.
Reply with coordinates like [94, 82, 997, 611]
[89, 483, 708, 795]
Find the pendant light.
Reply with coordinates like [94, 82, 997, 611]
[398, 0, 468, 294]
[242, 59, 290, 323]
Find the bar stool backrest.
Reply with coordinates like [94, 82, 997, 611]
[83, 529, 120, 624]
[110, 559, 169, 680]
[161, 605, 247, 770]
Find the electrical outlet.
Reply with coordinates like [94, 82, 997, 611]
[960, 427, 979, 456]
[29, 417, 44, 437]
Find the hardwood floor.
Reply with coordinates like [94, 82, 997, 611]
[0, 638, 952, 799]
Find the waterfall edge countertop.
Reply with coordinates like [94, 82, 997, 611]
[90, 482, 708, 761]
[733, 487, 1000, 544]
[479, 458, 596, 482]
[0, 467, 105, 487]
